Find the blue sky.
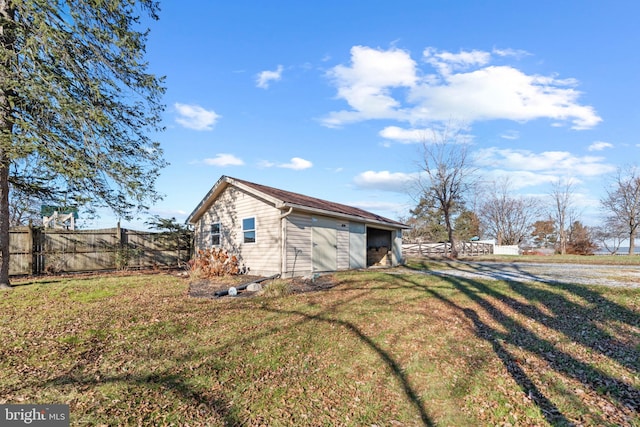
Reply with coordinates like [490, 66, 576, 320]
[85, 0, 640, 229]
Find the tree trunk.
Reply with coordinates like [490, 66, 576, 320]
[444, 209, 457, 258]
[630, 223, 636, 255]
[559, 228, 567, 255]
[0, 155, 9, 288]
[0, 0, 16, 288]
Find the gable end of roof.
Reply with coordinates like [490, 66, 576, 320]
[187, 176, 409, 229]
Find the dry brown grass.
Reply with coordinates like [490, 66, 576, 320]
[1, 266, 638, 426]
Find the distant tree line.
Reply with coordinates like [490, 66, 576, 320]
[404, 126, 640, 256]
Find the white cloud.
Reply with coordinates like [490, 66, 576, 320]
[380, 126, 424, 143]
[379, 125, 474, 145]
[492, 48, 531, 59]
[410, 65, 600, 130]
[423, 47, 491, 75]
[203, 153, 244, 167]
[480, 169, 559, 189]
[256, 65, 284, 89]
[258, 157, 313, 169]
[379, 126, 438, 143]
[500, 130, 520, 140]
[588, 141, 613, 151]
[174, 103, 221, 131]
[323, 46, 417, 127]
[353, 170, 416, 192]
[474, 147, 615, 177]
[279, 157, 313, 170]
[323, 46, 601, 130]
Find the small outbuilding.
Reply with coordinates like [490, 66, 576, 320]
[186, 176, 409, 277]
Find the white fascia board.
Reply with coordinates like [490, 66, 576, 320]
[186, 176, 229, 225]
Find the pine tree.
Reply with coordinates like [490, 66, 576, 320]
[405, 196, 450, 243]
[0, 1, 166, 287]
[530, 219, 556, 248]
[454, 210, 480, 241]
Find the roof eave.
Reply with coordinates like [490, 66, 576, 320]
[186, 175, 410, 230]
[185, 176, 230, 225]
[186, 176, 286, 225]
[280, 203, 410, 229]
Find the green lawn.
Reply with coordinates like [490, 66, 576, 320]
[1, 265, 638, 426]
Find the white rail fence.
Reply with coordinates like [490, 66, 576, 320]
[403, 241, 493, 257]
[403, 241, 521, 257]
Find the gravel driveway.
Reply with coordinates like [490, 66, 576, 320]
[428, 261, 640, 288]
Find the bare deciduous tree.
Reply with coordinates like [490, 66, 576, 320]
[416, 126, 475, 258]
[7, 162, 59, 226]
[9, 186, 42, 227]
[592, 218, 627, 255]
[600, 166, 640, 255]
[479, 177, 544, 245]
[550, 179, 577, 255]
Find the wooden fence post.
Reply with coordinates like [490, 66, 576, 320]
[116, 221, 122, 270]
[27, 223, 33, 275]
[31, 225, 43, 275]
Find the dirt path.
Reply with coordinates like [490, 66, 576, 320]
[426, 261, 640, 288]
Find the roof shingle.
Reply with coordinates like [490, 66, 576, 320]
[232, 177, 407, 228]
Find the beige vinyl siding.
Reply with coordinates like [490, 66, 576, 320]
[349, 222, 366, 269]
[194, 187, 241, 252]
[283, 213, 312, 277]
[194, 186, 282, 276]
[283, 215, 366, 275]
[191, 181, 406, 277]
[392, 229, 404, 265]
[336, 220, 350, 270]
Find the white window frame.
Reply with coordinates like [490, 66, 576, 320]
[242, 217, 256, 244]
[211, 222, 221, 246]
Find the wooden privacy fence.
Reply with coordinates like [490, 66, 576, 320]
[403, 241, 494, 257]
[8, 225, 191, 276]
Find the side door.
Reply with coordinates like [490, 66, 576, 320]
[311, 216, 337, 272]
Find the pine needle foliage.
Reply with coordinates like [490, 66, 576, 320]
[0, 0, 166, 286]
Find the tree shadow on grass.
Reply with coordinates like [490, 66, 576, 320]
[450, 261, 640, 375]
[257, 302, 435, 427]
[52, 371, 237, 425]
[395, 266, 640, 426]
[194, 288, 436, 425]
[38, 287, 434, 426]
[39, 349, 240, 426]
